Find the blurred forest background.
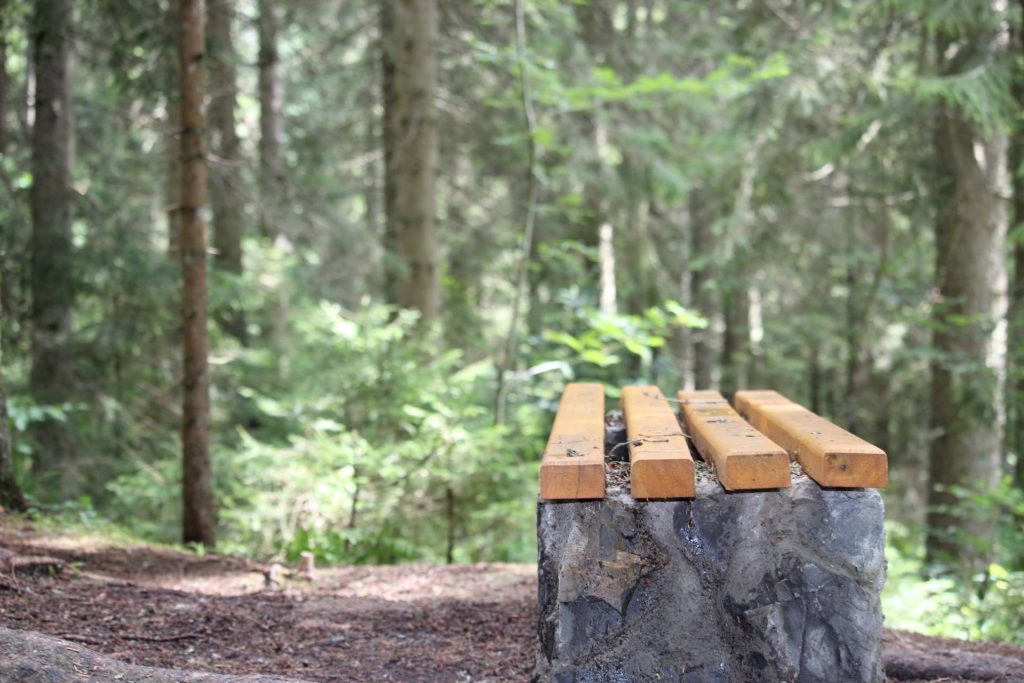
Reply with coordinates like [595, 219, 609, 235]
[1, 0, 1023, 644]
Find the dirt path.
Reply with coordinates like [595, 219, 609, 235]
[1, 520, 1022, 682]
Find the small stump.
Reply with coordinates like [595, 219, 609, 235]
[534, 438, 885, 682]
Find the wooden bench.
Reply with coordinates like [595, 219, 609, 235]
[733, 390, 888, 488]
[539, 383, 606, 500]
[539, 384, 888, 500]
[621, 385, 694, 499]
[678, 390, 790, 490]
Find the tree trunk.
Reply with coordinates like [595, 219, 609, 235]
[0, 265, 27, 513]
[1009, 0, 1024, 505]
[257, 0, 283, 239]
[180, 0, 216, 547]
[925, 69, 1008, 567]
[166, 103, 181, 256]
[690, 190, 714, 390]
[364, 86, 382, 296]
[0, 0, 8, 151]
[445, 485, 455, 564]
[844, 211, 862, 434]
[381, 0, 440, 323]
[29, 0, 76, 497]
[165, 2, 181, 257]
[720, 257, 750, 400]
[572, 1, 613, 290]
[207, 0, 242, 275]
[207, 0, 246, 344]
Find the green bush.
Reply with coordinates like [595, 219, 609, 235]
[108, 302, 541, 563]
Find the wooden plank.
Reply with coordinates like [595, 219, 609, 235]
[733, 390, 888, 488]
[732, 390, 790, 432]
[678, 390, 790, 491]
[621, 385, 694, 499]
[540, 383, 606, 500]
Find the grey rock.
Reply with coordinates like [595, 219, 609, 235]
[534, 476, 885, 683]
[0, 627, 310, 682]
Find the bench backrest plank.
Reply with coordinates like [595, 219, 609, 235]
[733, 390, 888, 488]
[621, 385, 694, 499]
[678, 390, 790, 490]
[540, 383, 606, 500]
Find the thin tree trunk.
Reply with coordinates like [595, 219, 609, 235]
[445, 485, 455, 564]
[257, 0, 289, 355]
[809, 343, 822, 413]
[925, 61, 1008, 568]
[720, 257, 750, 400]
[29, 0, 76, 496]
[207, 0, 246, 344]
[180, 0, 216, 547]
[0, 0, 8, 152]
[207, 0, 242, 275]
[571, 1, 611, 286]
[690, 189, 714, 390]
[844, 205, 862, 433]
[1009, 0, 1024, 505]
[166, 104, 181, 256]
[0, 263, 27, 513]
[598, 222, 616, 314]
[660, 204, 690, 388]
[364, 88, 382, 296]
[381, 0, 440, 323]
[165, 2, 181, 257]
[257, 0, 283, 239]
[494, 0, 539, 425]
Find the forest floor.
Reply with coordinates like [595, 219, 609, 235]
[1, 518, 1023, 682]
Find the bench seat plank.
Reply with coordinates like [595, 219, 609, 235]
[733, 390, 888, 488]
[621, 386, 694, 499]
[678, 390, 790, 490]
[540, 383, 606, 500]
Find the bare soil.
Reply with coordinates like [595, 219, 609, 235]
[1, 519, 1022, 682]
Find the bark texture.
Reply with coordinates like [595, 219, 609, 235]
[381, 0, 440, 322]
[926, 34, 1008, 567]
[180, 0, 216, 547]
[29, 0, 76, 495]
[257, 0, 284, 239]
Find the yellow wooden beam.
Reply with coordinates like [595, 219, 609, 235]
[621, 385, 694, 499]
[733, 390, 888, 488]
[678, 390, 790, 491]
[540, 383, 606, 500]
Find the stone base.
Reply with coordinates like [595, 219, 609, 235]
[534, 477, 885, 683]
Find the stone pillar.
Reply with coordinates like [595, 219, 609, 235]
[534, 477, 885, 682]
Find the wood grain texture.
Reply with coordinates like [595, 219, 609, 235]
[678, 390, 790, 490]
[621, 385, 694, 499]
[733, 390, 888, 488]
[539, 383, 605, 500]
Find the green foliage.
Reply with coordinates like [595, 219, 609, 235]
[543, 302, 705, 379]
[108, 301, 540, 564]
[885, 516, 1024, 645]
